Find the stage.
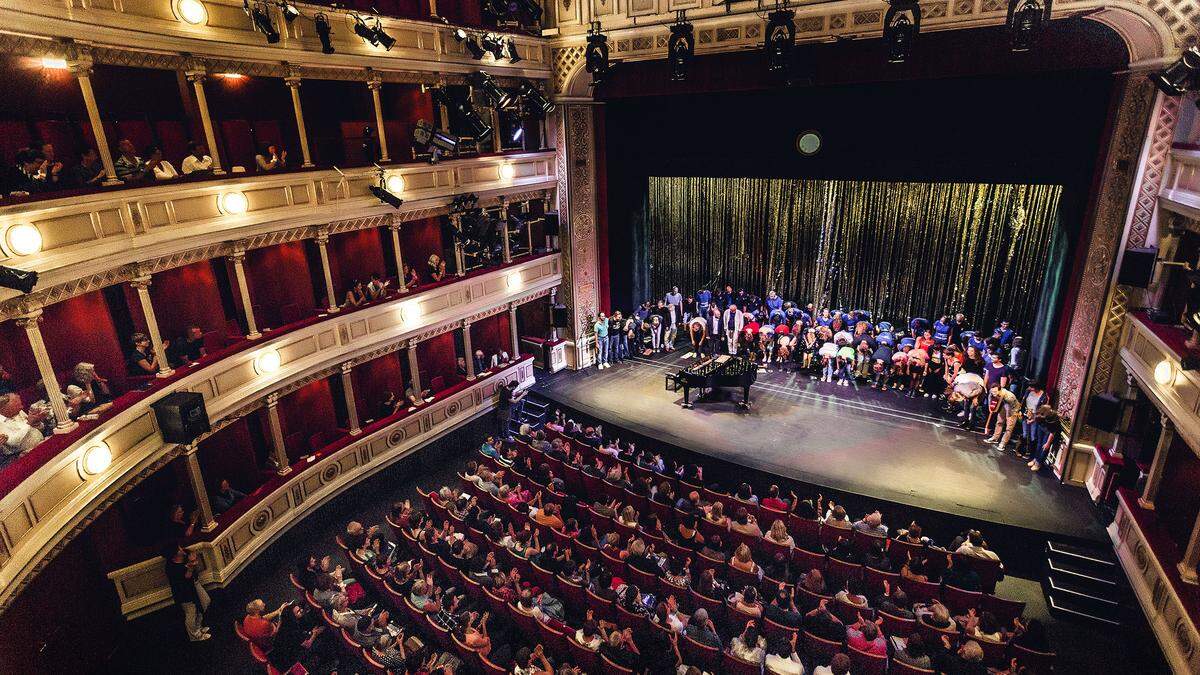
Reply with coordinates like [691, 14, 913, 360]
[533, 350, 1106, 546]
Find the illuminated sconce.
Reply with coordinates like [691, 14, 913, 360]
[507, 273, 522, 290]
[40, 58, 68, 70]
[1154, 360, 1175, 386]
[219, 72, 246, 80]
[175, 0, 209, 25]
[385, 174, 405, 194]
[219, 191, 249, 215]
[402, 301, 422, 328]
[498, 163, 515, 182]
[255, 348, 282, 375]
[6, 223, 43, 256]
[81, 442, 112, 476]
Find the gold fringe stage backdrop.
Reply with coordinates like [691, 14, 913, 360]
[647, 177, 1063, 332]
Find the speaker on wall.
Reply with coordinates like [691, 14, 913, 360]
[1118, 248, 1157, 288]
[1085, 393, 1123, 433]
[153, 391, 211, 445]
[551, 304, 569, 327]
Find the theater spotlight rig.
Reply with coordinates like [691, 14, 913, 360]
[244, 0, 281, 43]
[368, 164, 404, 209]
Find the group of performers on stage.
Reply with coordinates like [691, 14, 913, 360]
[592, 284, 1062, 471]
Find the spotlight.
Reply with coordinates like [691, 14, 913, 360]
[373, 19, 396, 50]
[278, 0, 299, 23]
[482, 33, 506, 60]
[668, 12, 694, 82]
[0, 266, 38, 294]
[369, 179, 405, 209]
[245, 0, 280, 43]
[764, 7, 795, 74]
[517, 79, 554, 117]
[435, 88, 492, 139]
[455, 28, 486, 60]
[314, 12, 335, 54]
[504, 37, 523, 63]
[585, 22, 615, 86]
[1006, 0, 1050, 52]
[412, 119, 460, 162]
[470, 71, 519, 109]
[883, 0, 920, 63]
[1150, 46, 1200, 97]
[511, 124, 524, 143]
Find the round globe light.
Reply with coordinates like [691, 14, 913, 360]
[220, 191, 249, 215]
[499, 163, 515, 182]
[176, 0, 209, 25]
[385, 174, 405, 194]
[6, 224, 43, 256]
[255, 349, 282, 375]
[82, 442, 112, 476]
[1154, 360, 1175, 386]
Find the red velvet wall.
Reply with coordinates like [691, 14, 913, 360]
[40, 290, 129, 392]
[399, 217, 445, 284]
[439, 0, 484, 28]
[196, 416, 265, 494]
[517, 295, 551, 342]
[245, 242, 320, 329]
[471, 312, 510, 357]
[352, 351, 406, 421]
[121, 260, 229, 343]
[417, 331, 459, 392]
[299, 79, 374, 167]
[327, 227, 388, 298]
[383, 85, 435, 162]
[1158, 435, 1200, 554]
[206, 75, 298, 171]
[0, 320, 36, 392]
[278, 377, 338, 461]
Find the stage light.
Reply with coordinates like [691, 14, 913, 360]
[796, 130, 822, 156]
[6, 224, 43, 256]
[278, 0, 299, 23]
[246, 0, 281, 43]
[353, 14, 380, 46]
[1006, 0, 1050, 52]
[668, 12, 694, 82]
[518, 79, 554, 117]
[372, 19, 397, 50]
[511, 124, 524, 143]
[220, 191, 249, 215]
[482, 33, 506, 60]
[82, 442, 112, 476]
[435, 88, 492, 139]
[369, 167, 404, 209]
[412, 119, 460, 162]
[314, 12, 335, 54]
[255, 348, 282, 375]
[385, 174, 405, 194]
[1154, 360, 1175, 386]
[765, 8, 795, 74]
[176, 0, 208, 25]
[40, 58, 68, 70]
[455, 28, 486, 60]
[470, 70, 519, 109]
[1150, 46, 1200, 97]
[883, 0, 920, 63]
[0, 266, 38, 294]
[499, 163, 515, 181]
[585, 22, 615, 86]
[504, 37, 522, 63]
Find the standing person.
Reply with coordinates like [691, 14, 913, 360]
[723, 303, 744, 355]
[665, 285, 684, 325]
[696, 287, 713, 319]
[705, 306, 723, 359]
[181, 141, 214, 176]
[593, 313, 610, 369]
[686, 316, 707, 360]
[1029, 405, 1060, 471]
[1006, 336, 1028, 391]
[1019, 382, 1048, 457]
[663, 293, 681, 351]
[985, 385, 1021, 451]
[608, 312, 624, 363]
[165, 544, 211, 641]
[682, 293, 697, 324]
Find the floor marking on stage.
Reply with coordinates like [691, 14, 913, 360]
[620, 355, 974, 432]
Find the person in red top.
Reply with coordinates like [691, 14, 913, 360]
[242, 598, 290, 651]
[760, 484, 794, 512]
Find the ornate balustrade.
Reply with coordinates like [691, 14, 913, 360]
[1120, 312, 1200, 451]
[0, 252, 560, 613]
[1160, 149, 1200, 221]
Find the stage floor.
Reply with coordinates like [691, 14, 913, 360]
[533, 350, 1105, 543]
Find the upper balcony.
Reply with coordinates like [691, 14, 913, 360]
[1160, 149, 1200, 222]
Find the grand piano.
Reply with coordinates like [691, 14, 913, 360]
[669, 355, 758, 409]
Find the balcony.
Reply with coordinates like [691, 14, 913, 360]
[0, 252, 560, 611]
[1160, 149, 1200, 221]
[1120, 312, 1200, 451]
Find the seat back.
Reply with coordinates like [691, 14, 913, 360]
[942, 584, 983, 615]
[680, 633, 721, 673]
[878, 609, 917, 638]
[978, 638, 1012, 668]
[722, 650, 762, 675]
[915, 618, 960, 649]
[761, 615, 798, 644]
[981, 593, 1026, 626]
[1011, 642, 1055, 672]
[566, 635, 601, 673]
[955, 552, 1002, 593]
[847, 644, 888, 675]
[862, 566, 901, 597]
[792, 547, 827, 574]
[600, 655, 635, 674]
[825, 557, 863, 586]
[890, 659, 937, 675]
[802, 630, 844, 666]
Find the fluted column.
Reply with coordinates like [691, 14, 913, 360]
[451, 214, 466, 277]
[549, 287, 560, 342]
[508, 302, 520, 358]
[389, 219, 408, 293]
[340, 362, 361, 435]
[184, 443, 218, 532]
[500, 199, 512, 263]
[285, 75, 315, 168]
[368, 77, 391, 163]
[228, 249, 261, 339]
[185, 70, 225, 175]
[69, 61, 121, 185]
[130, 275, 175, 378]
[315, 231, 339, 313]
[407, 339, 422, 397]
[1138, 417, 1175, 510]
[266, 393, 291, 475]
[461, 320, 475, 380]
[1179, 514, 1200, 584]
[15, 310, 76, 434]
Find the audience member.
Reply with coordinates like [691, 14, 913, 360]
[181, 141, 214, 176]
[212, 479, 248, 514]
[114, 139, 147, 182]
[255, 144, 288, 172]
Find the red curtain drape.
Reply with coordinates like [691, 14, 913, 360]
[278, 377, 338, 461]
[327, 227, 387, 299]
[352, 351, 406, 422]
[417, 332, 459, 393]
[121, 260, 228, 344]
[471, 312, 510, 357]
[399, 217, 444, 285]
[244, 241, 319, 329]
[517, 296, 550, 342]
[196, 416, 265, 494]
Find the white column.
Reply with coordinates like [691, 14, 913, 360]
[451, 214, 466, 277]
[266, 393, 291, 475]
[508, 302, 520, 358]
[549, 287, 560, 342]
[340, 362, 361, 435]
[500, 199, 512, 263]
[315, 232, 340, 313]
[184, 443, 218, 532]
[407, 338, 423, 395]
[130, 275, 175, 378]
[1138, 417, 1175, 510]
[389, 219, 408, 293]
[1179, 514, 1200, 584]
[285, 76, 315, 168]
[462, 321, 475, 380]
[186, 71, 225, 175]
[229, 250, 261, 339]
[368, 77, 391, 163]
[16, 310, 76, 434]
[70, 62, 121, 186]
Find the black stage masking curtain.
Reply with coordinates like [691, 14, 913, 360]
[647, 177, 1063, 334]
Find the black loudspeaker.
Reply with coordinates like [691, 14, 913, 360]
[1118, 248, 1157, 288]
[153, 391, 211, 444]
[1085, 393, 1123, 433]
[543, 211, 560, 236]
[551, 304, 569, 328]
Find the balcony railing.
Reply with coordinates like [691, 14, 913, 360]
[1160, 149, 1200, 221]
[1120, 312, 1200, 452]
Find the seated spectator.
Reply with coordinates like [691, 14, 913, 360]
[513, 644, 556, 674]
[5, 147, 47, 195]
[893, 632, 932, 669]
[766, 519, 794, 547]
[764, 584, 803, 628]
[730, 507, 762, 536]
[684, 607, 722, 648]
[405, 380, 431, 407]
[760, 484, 793, 512]
[846, 616, 887, 655]
[65, 362, 114, 416]
[114, 139, 148, 182]
[312, 572, 346, 610]
[330, 593, 368, 628]
[705, 501, 730, 528]
[0, 393, 48, 459]
[169, 325, 207, 366]
[764, 634, 804, 674]
[402, 263, 420, 289]
[66, 147, 106, 188]
[919, 602, 957, 631]
[268, 603, 334, 671]
[34, 142, 64, 187]
[490, 350, 511, 367]
[575, 617, 603, 650]
[344, 279, 367, 308]
[256, 144, 288, 172]
[731, 543, 757, 573]
[366, 273, 389, 300]
[834, 579, 868, 611]
[127, 332, 166, 375]
[212, 479, 248, 514]
[242, 598, 288, 651]
[955, 529, 1002, 564]
[803, 599, 845, 642]
[822, 501, 852, 529]
[962, 609, 1006, 643]
[731, 620, 767, 662]
[874, 580, 914, 619]
[0, 364, 14, 395]
[145, 145, 178, 180]
[813, 652, 851, 675]
[852, 510, 888, 537]
[181, 141, 214, 176]
[345, 520, 368, 550]
[798, 568, 827, 595]
[943, 553, 981, 591]
[935, 638, 988, 675]
[428, 254, 447, 282]
[729, 585, 763, 618]
[370, 632, 408, 669]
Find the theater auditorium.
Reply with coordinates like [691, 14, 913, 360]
[0, 0, 1197, 673]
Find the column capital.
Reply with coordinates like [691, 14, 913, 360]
[185, 70, 208, 84]
[285, 76, 303, 88]
[408, 338, 421, 349]
[508, 301, 518, 312]
[266, 392, 280, 408]
[315, 230, 330, 245]
[367, 77, 383, 91]
[14, 308, 44, 326]
[183, 442, 200, 457]
[228, 248, 247, 263]
[130, 273, 153, 290]
[340, 361, 353, 376]
[461, 319, 472, 329]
